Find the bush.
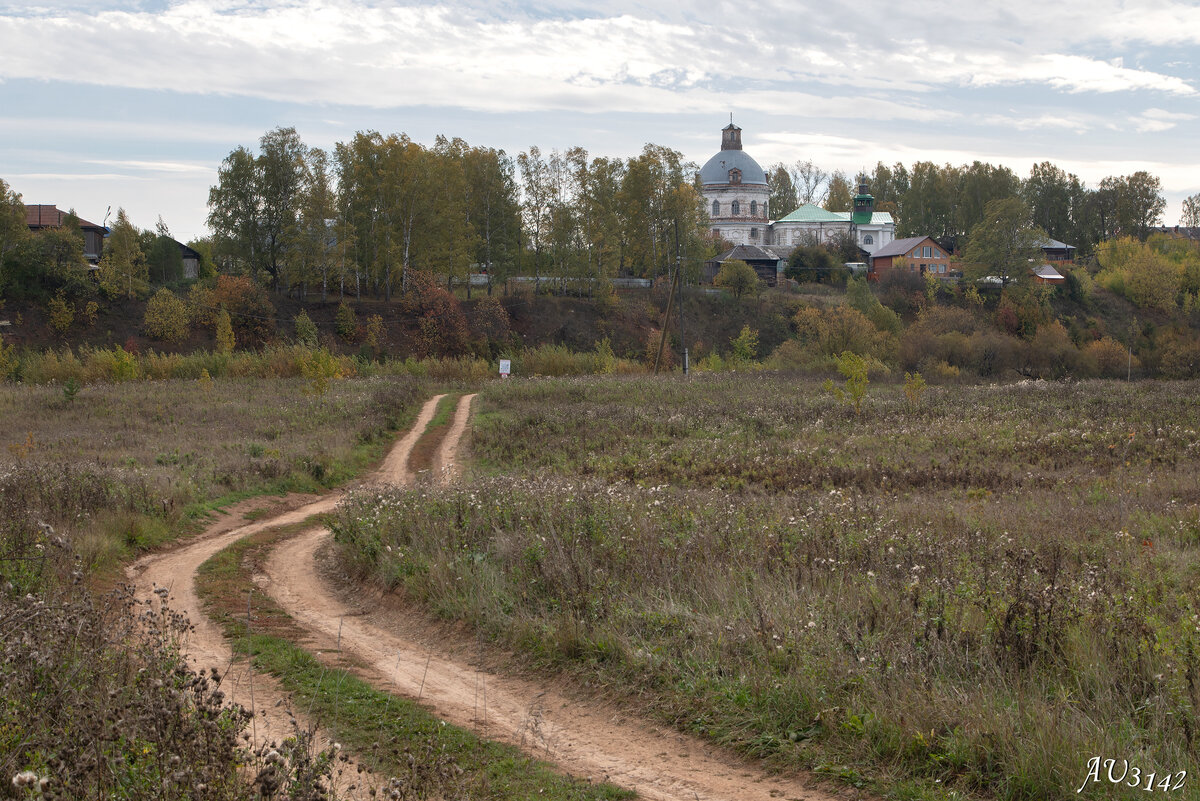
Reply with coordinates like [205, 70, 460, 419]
[335, 300, 358, 341]
[794, 304, 894, 361]
[714, 260, 762, 299]
[213, 275, 275, 347]
[293, 309, 318, 347]
[143, 288, 191, 344]
[187, 283, 216, 330]
[730, 325, 759, 364]
[48, 291, 74, 335]
[1082, 337, 1133, 378]
[1158, 332, 1200, 378]
[215, 308, 235, 354]
[1026, 320, 1081, 378]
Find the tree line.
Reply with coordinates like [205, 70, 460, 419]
[205, 127, 714, 299]
[766, 159, 1185, 255]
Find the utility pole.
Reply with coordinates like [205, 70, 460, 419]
[677, 232, 688, 375]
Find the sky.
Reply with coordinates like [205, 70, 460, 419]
[2, 0, 1198, 242]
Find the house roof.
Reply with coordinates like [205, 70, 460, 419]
[870, 236, 935, 259]
[774, 204, 894, 225]
[25, 204, 105, 231]
[1151, 226, 1200, 242]
[775, 204, 844, 223]
[710, 244, 789, 263]
[1038, 237, 1075, 251]
[1032, 264, 1065, 281]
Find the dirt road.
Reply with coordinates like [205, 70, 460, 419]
[134, 392, 850, 801]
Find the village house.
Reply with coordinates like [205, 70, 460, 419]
[25, 204, 107, 266]
[868, 236, 952, 279]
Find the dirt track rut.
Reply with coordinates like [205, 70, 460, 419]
[133, 392, 848, 801]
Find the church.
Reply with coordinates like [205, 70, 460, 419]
[699, 122, 895, 258]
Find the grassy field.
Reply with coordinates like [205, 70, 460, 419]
[0, 374, 428, 798]
[0, 374, 425, 578]
[332, 373, 1200, 801]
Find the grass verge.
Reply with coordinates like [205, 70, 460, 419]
[195, 523, 633, 801]
[405, 392, 461, 478]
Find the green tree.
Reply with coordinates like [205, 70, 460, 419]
[824, 351, 871, 415]
[785, 245, 840, 284]
[0, 179, 28, 288]
[335, 299, 357, 341]
[1023, 162, 1076, 243]
[256, 126, 308, 285]
[146, 217, 184, 284]
[766, 164, 797, 219]
[730, 325, 759, 363]
[714, 259, 761, 299]
[207, 127, 308, 285]
[285, 147, 337, 300]
[962, 198, 1046, 286]
[1100, 172, 1166, 240]
[900, 162, 957, 241]
[207, 146, 260, 275]
[293, 309, 318, 346]
[98, 208, 148, 299]
[186, 237, 218, 280]
[1180, 193, 1200, 227]
[823, 171, 853, 212]
[143, 288, 191, 343]
[954, 161, 1021, 244]
[517, 145, 553, 285]
[48, 291, 74, 334]
[464, 146, 522, 295]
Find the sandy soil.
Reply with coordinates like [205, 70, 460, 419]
[132, 391, 856, 801]
[124, 394, 445, 795]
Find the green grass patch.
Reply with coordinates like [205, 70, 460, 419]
[196, 525, 631, 801]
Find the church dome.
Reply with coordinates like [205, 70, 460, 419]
[699, 123, 768, 186]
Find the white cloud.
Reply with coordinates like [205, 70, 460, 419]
[85, 159, 215, 174]
[0, 0, 1194, 121]
[1132, 108, 1197, 133]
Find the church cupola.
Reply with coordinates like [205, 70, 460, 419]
[721, 123, 743, 151]
[852, 182, 874, 225]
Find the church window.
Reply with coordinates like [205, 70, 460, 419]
[750, 227, 758, 239]
[863, 234, 873, 245]
[712, 200, 720, 216]
[750, 200, 757, 217]
[731, 200, 740, 216]
[730, 169, 742, 184]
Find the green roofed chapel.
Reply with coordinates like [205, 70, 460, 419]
[698, 122, 894, 257]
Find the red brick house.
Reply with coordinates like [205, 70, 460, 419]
[868, 236, 952, 280]
[25, 205, 107, 265]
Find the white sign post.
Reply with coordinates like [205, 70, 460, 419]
[498, 359, 511, 379]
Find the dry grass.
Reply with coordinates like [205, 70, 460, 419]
[333, 373, 1200, 801]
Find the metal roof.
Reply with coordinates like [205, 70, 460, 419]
[1033, 264, 1065, 280]
[1038, 237, 1076, 250]
[710, 244, 789, 263]
[699, 149, 768, 186]
[24, 204, 105, 231]
[773, 204, 894, 225]
[870, 236, 935, 259]
[774, 204, 844, 223]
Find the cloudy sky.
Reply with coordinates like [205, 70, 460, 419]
[2, 0, 1198, 241]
